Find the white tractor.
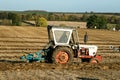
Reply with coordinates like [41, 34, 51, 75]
[21, 25, 102, 64]
[46, 25, 102, 64]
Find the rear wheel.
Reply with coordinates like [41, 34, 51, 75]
[52, 47, 73, 64]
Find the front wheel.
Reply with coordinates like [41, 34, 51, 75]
[90, 58, 98, 64]
[52, 47, 73, 64]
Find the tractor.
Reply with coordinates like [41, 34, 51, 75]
[20, 25, 102, 64]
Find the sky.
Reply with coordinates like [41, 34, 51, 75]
[0, 0, 120, 12]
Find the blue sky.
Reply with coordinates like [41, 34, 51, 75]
[0, 0, 120, 12]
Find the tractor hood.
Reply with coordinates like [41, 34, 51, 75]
[78, 44, 98, 56]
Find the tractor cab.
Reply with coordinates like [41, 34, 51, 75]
[52, 27, 73, 46]
[47, 25, 79, 47]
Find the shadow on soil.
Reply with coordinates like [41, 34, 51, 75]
[0, 60, 25, 63]
[77, 77, 99, 80]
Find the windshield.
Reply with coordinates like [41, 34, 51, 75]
[54, 30, 70, 43]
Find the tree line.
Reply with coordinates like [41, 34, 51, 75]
[1, 12, 120, 23]
[0, 12, 48, 27]
[0, 11, 120, 30]
[0, 12, 21, 26]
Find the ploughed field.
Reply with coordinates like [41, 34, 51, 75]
[0, 26, 120, 80]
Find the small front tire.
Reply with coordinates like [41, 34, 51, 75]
[90, 58, 98, 64]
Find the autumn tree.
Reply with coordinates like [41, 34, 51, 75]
[35, 17, 47, 27]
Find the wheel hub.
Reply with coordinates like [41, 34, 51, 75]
[56, 51, 69, 64]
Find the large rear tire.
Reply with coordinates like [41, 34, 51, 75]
[52, 47, 73, 64]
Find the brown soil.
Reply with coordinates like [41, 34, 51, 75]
[0, 61, 120, 80]
[0, 26, 120, 80]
